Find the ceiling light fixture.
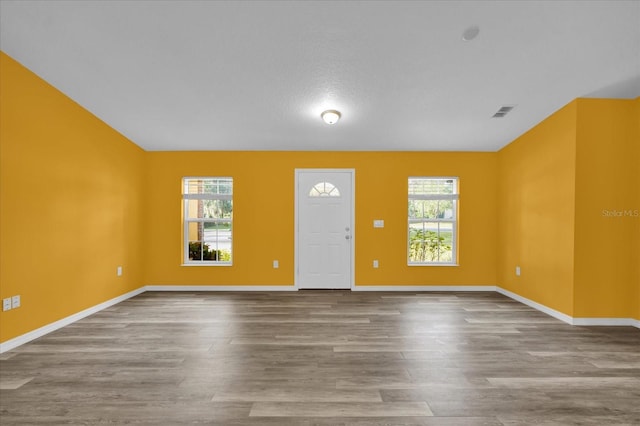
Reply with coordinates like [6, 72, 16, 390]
[462, 26, 480, 41]
[321, 109, 341, 125]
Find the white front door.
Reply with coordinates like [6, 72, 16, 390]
[296, 170, 354, 290]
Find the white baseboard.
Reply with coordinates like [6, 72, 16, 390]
[572, 317, 640, 327]
[496, 287, 574, 324]
[353, 285, 497, 292]
[0, 287, 145, 354]
[145, 285, 296, 292]
[148, 285, 495, 293]
[496, 287, 640, 329]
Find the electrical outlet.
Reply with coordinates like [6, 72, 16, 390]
[373, 260, 379, 268]
[12, 295, 20, 309]
[273, 260, 279, 269]
[515, 266, 521, 276]
[117, 266, 123, 276]
[2, 298, 11, 312]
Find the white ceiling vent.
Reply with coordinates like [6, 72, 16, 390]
[492, 105, 516, 118]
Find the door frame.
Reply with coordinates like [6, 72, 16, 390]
[294, 168, 355, 290]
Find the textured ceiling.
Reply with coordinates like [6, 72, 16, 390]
[1, 0, 639, 151]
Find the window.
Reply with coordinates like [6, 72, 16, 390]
[183, 178, 232, 265]
[309, 181, 340, 197]
[408, 177, 458, 265]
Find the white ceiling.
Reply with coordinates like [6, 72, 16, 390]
[1, 0, 639, 152]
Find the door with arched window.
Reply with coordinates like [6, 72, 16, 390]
[295, 169, 354, 289]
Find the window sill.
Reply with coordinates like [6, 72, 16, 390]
[408, 263, 459, 267]
[181, 263, 233, 267]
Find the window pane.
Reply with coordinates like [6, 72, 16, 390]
[203, 199, 233, 218]
[440, 200, 454, 219]
[203, 222, 232, 261]
[187, 223, 232, 261]
[409, 221, 442, 262]
[439, 222, 453, 245]
[409, 178, 456, 195]
[207, 178, 232, 195]
[409, 199, 441, 219]
[188, 241, 205, 261]
[186, 200, 233, 219]
[187, 221, 204, 242]
[184, 178, 233, 195]
[186, 200, 200, 219]
[309, 181, 340, 197]
[437, 222, 453, 262]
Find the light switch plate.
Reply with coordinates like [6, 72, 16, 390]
[373, 220, 384, 228]
[2, 298, 11, 311]
[12, 295, 20, 309]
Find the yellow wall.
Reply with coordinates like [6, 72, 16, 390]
[497, 101, 578, 315]
[573, 98, 639, 318]
[145, 152, 498, 287]
[497, 98, 640, 320]
[0, 53, 146, 342]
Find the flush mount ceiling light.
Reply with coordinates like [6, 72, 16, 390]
[321, 109, 341, 125]
[462, 26, 480, 41]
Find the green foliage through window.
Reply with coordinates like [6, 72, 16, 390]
[188, 242, 231, 262]
[409, 229, 453, 262]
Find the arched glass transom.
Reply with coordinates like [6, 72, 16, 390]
[309, 181, 341, 197]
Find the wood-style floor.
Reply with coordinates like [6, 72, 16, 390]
[1, 291, 639, 425]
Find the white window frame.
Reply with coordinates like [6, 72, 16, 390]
[182, 177, 233, 266]
[408, 177, 458, 266]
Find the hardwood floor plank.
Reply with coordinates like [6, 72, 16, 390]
[487, 377, 640, 389]
[0, 377, 33, 390]
[249, 401, 434, 417]
[498, 414, 640, 426]
[212, 388, 383, 402]
[589, 360, 640, 369]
